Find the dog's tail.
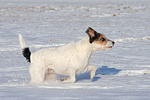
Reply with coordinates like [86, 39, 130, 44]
[19, 34, 31, 62]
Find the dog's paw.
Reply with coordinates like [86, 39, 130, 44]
[61, 77, 75, 83]
[61, 77, 68, 81]
[90, 71, 96, 79]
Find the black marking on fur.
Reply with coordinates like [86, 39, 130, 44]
[112, 41, 115, 45]
[89, 32, 101, 43]
[22, 47, 31, 62]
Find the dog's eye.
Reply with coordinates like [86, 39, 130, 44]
[101, 38, 105, 42]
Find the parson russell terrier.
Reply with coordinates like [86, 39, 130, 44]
[19, 27, 115, 84]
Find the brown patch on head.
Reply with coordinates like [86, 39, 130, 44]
[93, 34, 108, 46]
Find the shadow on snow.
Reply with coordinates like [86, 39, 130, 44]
[76, 66, 121, 82]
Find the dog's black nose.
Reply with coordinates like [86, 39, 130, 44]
[112, 41, 115, 45]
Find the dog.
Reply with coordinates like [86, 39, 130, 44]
[19, 27, 115, 84]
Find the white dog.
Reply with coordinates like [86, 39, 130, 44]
[19, 27, 115, 84]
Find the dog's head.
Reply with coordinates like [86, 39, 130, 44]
[86, 27, 115, 51]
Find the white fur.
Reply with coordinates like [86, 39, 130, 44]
[19, 34, 113, 84]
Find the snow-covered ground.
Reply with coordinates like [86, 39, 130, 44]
[0, 0, 150, 99]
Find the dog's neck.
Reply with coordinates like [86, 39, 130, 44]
[75, 37, 97, 56]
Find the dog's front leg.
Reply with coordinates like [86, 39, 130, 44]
[86, 65, 97, 79]
[61, 68, 76, 83]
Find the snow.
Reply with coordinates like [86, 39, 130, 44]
[0, 0, 150, 99]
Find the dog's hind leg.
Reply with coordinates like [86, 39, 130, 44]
[45, 69, 56, 81]
[29, 64, 45, 84]
[61, 68, 76, 83]
[86, 65, 97, 79]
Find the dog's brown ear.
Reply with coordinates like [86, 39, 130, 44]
[85, 27, 100, 43]
[86, 27, 96, 38]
